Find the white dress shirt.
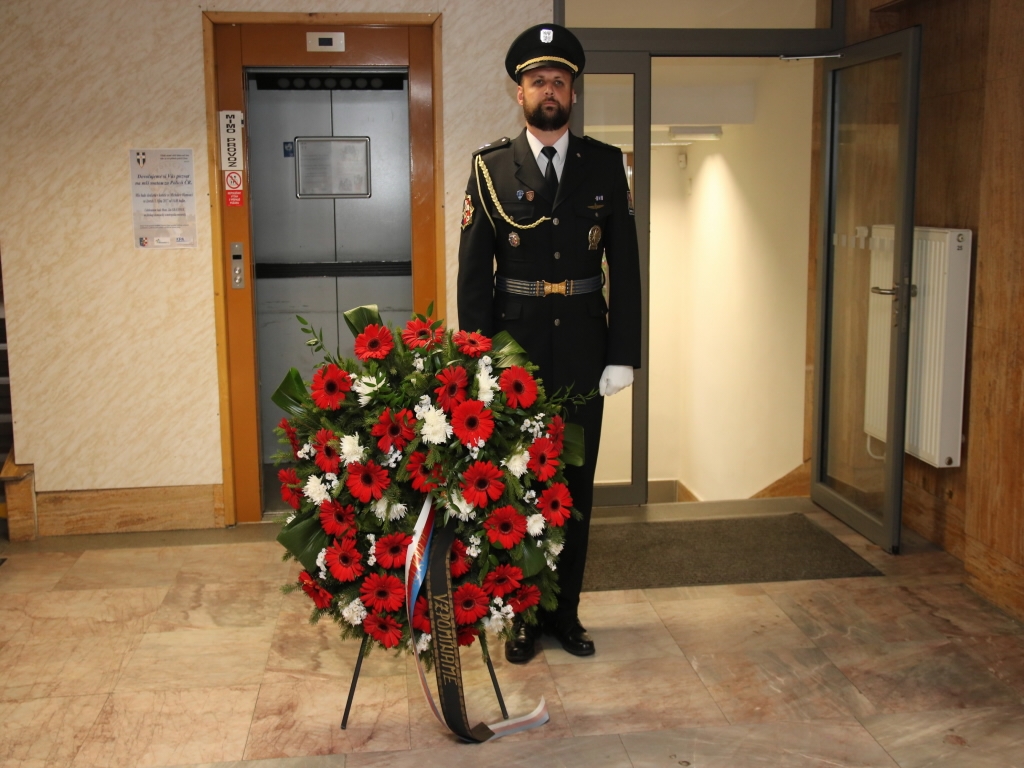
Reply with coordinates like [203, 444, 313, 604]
[525, 129, 570, 183]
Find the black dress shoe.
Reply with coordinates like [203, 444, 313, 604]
[547, 618, 596, 656]
[504, 618, 540, 664]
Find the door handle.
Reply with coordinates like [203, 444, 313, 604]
[871, 285, 918, 297]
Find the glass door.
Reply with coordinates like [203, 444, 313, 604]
[811, 28, 921, 553]
[574, 52, 650, 507]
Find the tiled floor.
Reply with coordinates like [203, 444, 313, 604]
[1, 506, 1023, 767]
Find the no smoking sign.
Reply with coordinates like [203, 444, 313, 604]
[224, 171, 243, 190]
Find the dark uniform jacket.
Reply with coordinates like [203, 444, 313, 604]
[457, 129, 641, 397]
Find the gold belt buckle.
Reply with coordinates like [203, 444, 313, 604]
[543, 280, 567, 296]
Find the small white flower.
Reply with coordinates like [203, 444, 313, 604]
[297, 442, 315, 459]
[476, 368, 498, 405]
[468, 444, 481, 459]
[481, 355, 492, 368]
[469, 534, 481, 546]
[342, 598, 367, 626]
[527, 513, 546, 536]
[484, 598, 515, 634]
[503, 448, 529, 478]
[466, 541, 482, 558]
[366, 534, 377, 566]
[416, 632, 432, 654]
[324, 472, 339, 489]
[447, 491, 476, 522]
[339, 434, 365, 466]
[547, 540, 564, 557]
[545, 554, 558, 571]
[303, 475, 330, 506]
[316, 547, 329, 579]
[414, 394, 433, 419]
[523, 490, 537, 504]
[413, 356, 425, 372]
[421, 406, 453, 445]
[384, 447, 402, 468]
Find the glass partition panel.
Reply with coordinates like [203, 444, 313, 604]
[566, 0, 826, 29]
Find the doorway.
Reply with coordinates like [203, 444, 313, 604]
[205, 15, 443, 523]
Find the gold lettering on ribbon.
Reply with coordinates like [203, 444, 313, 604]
[431, 591, 460, 686]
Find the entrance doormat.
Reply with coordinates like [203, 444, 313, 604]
[582, 513, 882, 591]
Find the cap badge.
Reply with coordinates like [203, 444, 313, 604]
[516, 189, 524, 200]
[525, 190, 535, 201]
[540, 28, 553, 43]
[508, 232, 521, 247]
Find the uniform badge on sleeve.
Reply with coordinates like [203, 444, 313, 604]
[461, 194, 474, 229]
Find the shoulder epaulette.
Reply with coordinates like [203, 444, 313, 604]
[582, 134, 620, 153]
[472, 137, 511, 156]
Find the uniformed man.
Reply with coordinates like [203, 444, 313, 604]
[457, 23, 642, 664]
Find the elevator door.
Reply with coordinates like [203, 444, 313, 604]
[247, 69, 414, 505]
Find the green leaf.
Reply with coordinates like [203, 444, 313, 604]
[343, 305, 383, 337]
[562, 422, 585, 467]
[489, 331, 531, 369]
[276, 513, 330, 573]
[296, 315, 308, 325]
[426, 300, 434, 318]
[520, 537, 548, 578]
[271, 367, 309, 416]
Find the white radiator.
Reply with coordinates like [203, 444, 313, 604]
[863, 225, 972, 468]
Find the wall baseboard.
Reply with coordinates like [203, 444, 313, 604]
[34, 484, 225, 537]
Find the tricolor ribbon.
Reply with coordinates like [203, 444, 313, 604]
[405, 493, 549, 741]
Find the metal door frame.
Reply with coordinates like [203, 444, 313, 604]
[810, 27, 922, 553]
[561, 0, 848, 507]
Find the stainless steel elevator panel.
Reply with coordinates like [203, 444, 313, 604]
[248, 70, 414, 470]
[331, 86, 411, 261]
[248, 89, 335, 263]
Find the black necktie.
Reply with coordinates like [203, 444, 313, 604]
[541, 146, 558, 197]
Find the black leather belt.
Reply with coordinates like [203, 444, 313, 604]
[495, 274, 603, 297]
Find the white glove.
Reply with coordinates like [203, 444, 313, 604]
[599, 365, 634, 397]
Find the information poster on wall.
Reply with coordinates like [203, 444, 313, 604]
[129, 148, 197, 249]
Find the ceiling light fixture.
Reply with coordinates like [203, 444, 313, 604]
[668, 125, 723, 142]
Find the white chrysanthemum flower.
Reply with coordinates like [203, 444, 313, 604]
[303, 475, 330, 506]
[413, 356, 425, 372]
[527, 513, 546, 537]
[476, 368, 498, 405]
[421, 406, 453, 445]
[547, 540, 564, 557]
[353, 374, 385, 406]
[389, 501, 408, 522]
[416, 632, 432, 655]
[503, 448, 529, 478]
[339, 434, 365, 466]
[316, 547, 329, 579]
[545, 554, 558, 571]
[342, 598, 367, 626]
[447, 491, 476, 522]
[373, 497, 389, 522]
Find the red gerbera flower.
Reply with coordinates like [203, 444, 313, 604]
[449, 539, 471, 578]
[508, 584, 541, 614]
[527, 436, 561, 482]
[324, 536, 364, 582]
[452, 330, 492, 358]
[406, 451, 442, 493]
[345, 460, 390, 503]
[278, 417, 300, 457]
[460, 461, 505, 508]
[360, 572, 405, 613]
[311, 363, 352, 410]
[375, 531, 413, 570]
[299, 571, 333, 610]
[483, 564, 523, 599]
[278, 468, 303, 510]
[537, 483, 573, 527]
[401, 318, 443, 349]
[313, 428, 341, 475]
[364, 613, 403, 649]
[546, 415, 565, 451]
[499, 366, 538, 409]
[434, 366, 468, 412]
[413, 595, 431, 633]
[371, 407, 416, 453]
[354, 323, 395, 361]
[451, 399, 495, 447]
[452, 583, 489, 625]
[319, 499, 355, 537]
[458, 626, 479, 647]
[483, 505, 527, 549]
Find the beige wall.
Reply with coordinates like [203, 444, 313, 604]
[0, 0, 550, 493]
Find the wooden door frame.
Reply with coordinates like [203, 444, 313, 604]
[202, 12, 445, 524]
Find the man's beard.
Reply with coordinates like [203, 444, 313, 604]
[524, 99, 571, 132]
